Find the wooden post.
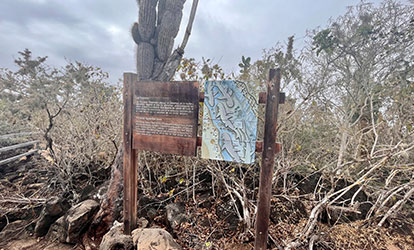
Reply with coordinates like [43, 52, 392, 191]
[123, 73, 138, 235]
[254, 68, 281, 250]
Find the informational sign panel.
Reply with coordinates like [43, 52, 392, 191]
[133, 81, 199, 156]
[201, 80, 259, 164]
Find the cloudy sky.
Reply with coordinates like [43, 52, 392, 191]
[0, 0, 387, 83]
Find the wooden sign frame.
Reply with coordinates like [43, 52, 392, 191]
[123, 70, 283, 249]
[132, 80, 199, 156]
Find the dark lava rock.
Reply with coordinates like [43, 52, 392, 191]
[216, 197, 241, 232]
[270, 197, 307, 224]
[34, 196, 70, 237]
[138, 196, 163, 221]
[47, 199, 99, 244]
[166, 202, 187, 229]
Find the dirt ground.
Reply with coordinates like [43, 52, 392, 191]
[1, 239, 80, 250]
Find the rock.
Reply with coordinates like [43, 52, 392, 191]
[132, 228, 182, 250]
[99, 223, 134, 250]
[291, 172, 323, 195]
[138, 196, 163, 221]
[0, 220, 29, 243]
[321, 178, 372, 224]
[146, 208, 158, 221]
[291, 174, 372, 223]
[388, 215, 414, 236]
[79, 184, 96, 201]
[270, 197, 307, 224]
[47, 216, 65, 242]
[35, 197, 70, 237]
[165, 203, 186, 229]
[216, 198, 241, 232]
[137, 217, 149, 228]
[198, 192, 213, 209]
[47, 199, 99, 244]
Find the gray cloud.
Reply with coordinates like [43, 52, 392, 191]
[0, 0, 391, 83]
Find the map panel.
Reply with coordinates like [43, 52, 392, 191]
[201, 80, 259, 164]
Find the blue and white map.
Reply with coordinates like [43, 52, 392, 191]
[201, 80, 259, 164]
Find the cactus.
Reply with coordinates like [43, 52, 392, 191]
[165, 0, 185, 13]
[156, 1, 184, 62]
[131, 22, 141, 44]
[133, 0, 196, 81]
[138, 0, 157, 42]
[136, 42, 154, 80]
[152, 60, 164, 78]
[157, 0, 166, 26]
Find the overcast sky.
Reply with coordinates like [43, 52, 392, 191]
[0, 0, 387, 83]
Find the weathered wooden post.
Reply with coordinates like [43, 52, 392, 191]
[123, 73, 138, 235]
[122, 76, 199, 234]
[255, 68, 282, 249]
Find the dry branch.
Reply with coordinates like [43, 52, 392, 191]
[179, 0, 199, 51]
[0, 150, 38, 166]
[0, 140, 39, 153]
[378, 186, 414, 227]
[0, 132, 40, 140]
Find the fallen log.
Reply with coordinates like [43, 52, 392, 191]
[0, 140, 40, 153]
[0, 150, 38, 166]
[0, 132, 40, 140]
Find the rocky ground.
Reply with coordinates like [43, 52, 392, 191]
[0, 144, 413, 249]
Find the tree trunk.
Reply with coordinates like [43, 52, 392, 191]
[88, 147, 124, 238]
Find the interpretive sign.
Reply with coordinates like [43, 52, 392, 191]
[123, 71, 284, 249]
[133, 81, 199, 156]
[201, 80, 259, 164]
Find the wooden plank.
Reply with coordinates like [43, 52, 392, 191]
[123, 73, 138, 235]
[198, 92, 285, 104]
[0, 150, 38, 166]
[135, 134, 197, 155]
[0, 140, 40, 153]
[132, 81, 199, 156]
[0, 132, 40, 140]
[255, 69, 282, 250]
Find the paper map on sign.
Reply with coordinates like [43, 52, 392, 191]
[201, 80, 259, 164]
